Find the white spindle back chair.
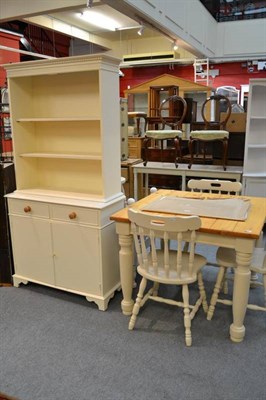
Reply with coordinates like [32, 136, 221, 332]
[187, 179, 242, 194]
[187, 178, 266, 319]
[128, 208, 208, 347]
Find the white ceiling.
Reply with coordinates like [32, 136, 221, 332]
[50, 4, 139, 37]
[0, 0, 196, 59]
[38, 3, 161, 42]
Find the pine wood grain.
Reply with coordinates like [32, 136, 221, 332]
[110, 189, 266, 239]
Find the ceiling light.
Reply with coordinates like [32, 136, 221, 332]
[137, 26, 144, 36]
[116, 25, 142, 31]
[172, 41, 178, 51]
[79, 10, 121, 31]
[86, 0, 93, 7]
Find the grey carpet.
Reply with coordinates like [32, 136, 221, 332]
[0, 245, 265, 400]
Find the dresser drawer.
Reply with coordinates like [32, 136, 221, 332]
[128, 137, 143, 159]
[7, 198, 50, 218]
[128, 148, 140, 159]
[50, 204, 99, 225]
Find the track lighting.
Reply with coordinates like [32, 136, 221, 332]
[137, 26, 144, 36]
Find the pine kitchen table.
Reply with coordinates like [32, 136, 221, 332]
[110, 189, 266, 343]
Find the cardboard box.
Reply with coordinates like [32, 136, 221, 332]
[221, 112, 247, 132]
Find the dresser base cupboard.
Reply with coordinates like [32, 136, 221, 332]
[4, 55, 125, 310]
[7, 193, 124, 310]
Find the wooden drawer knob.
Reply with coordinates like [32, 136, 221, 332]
[69, 212, 77, 220]
[24, 206, 31, 213]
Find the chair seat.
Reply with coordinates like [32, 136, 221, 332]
[145, 130, 182, 140]
[216, 247, 236, 268]
[137, 251, 207, 285]
[128, 111, 147, 118]
[190, 130, 229, 140]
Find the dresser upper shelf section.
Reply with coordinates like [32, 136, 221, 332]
[4, 53, 123, 201]
[3, 53, 121, 77]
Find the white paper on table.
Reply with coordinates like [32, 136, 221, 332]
[141, 196, 251, 221]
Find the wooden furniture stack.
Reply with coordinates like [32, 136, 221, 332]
[4, 54, 125, 310]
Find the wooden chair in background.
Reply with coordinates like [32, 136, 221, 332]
[188, 95, 231, 170]
[143, 95, 187, 168]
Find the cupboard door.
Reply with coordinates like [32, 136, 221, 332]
[52, 221, 100, 295]
[9, 215, 54, 284]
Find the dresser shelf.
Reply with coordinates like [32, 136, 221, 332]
[20, 153, 102, 160]
[17, 116, 100, 122]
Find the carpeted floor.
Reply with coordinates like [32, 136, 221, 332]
[0, 244, 265, 400]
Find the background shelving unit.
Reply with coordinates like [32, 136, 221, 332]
[4, 54, 125, 310]
[243, 79, 266, 197]
[0, 87, 13, 161]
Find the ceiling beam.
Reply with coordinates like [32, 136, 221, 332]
[0, 0, 96, 22]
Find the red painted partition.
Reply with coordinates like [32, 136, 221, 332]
[119, 62, 266, 98]
[0, 31, 20, 155]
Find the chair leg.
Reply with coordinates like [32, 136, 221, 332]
[143, 137, 149, 166]
[250, 271, 259, 288]
[182, 284, 192, 346]
[152, 281, 159, 297]
[173, 137, 180, 168]
[128, 277, 147, 330]
[222, 271, 229, 294]
[197, 272, 208, 313]
[188, 138, 194, 169]
[222, 138, 228, 171]
[160, 139, 164, 163]
[203, 141, 206, 164]
[207, 266, 226, 320]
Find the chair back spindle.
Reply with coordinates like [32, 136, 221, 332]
[129, 208, 201, 282]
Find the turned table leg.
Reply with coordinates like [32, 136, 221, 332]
[230, 250, 252, 343]
[118, 233, 134, 315]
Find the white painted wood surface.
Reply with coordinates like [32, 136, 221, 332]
[5, 55, 125, 309]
